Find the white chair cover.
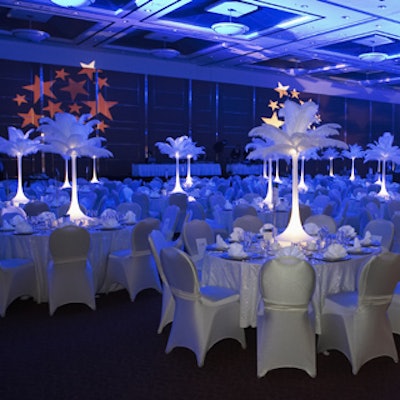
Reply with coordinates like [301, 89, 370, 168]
[160, 205, 180, 241]
[48, 225, 96, 316]
[0, 258, 37, 317]
[304, 214, 337, 234]
[105, 218, 161, 301]
[257, 256, 316, 377]
[148, 230, 176, 334]
[160, 247, 246, 367]
[233, 215, 264, 233]
[182, 219, 215, 263]
[388, 282, 400, 334]
[318, 252, 400, 374]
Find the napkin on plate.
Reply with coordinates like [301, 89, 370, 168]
[100, 209, 119, 228]
[229, 227, 245, 242]
[10, 214, 25, 227]
[224, 200, 233, 210]
[37, 211, 57, 227]
[227, 242, 248, 259]
[276, 244, 307, 260]
[123, 211, 137, 224]
[323, 243, 348, 260]
[360, 230, 373, 246]
[303, 222, 320, 236]
[337, 224, 357, 239]
[14, 220, 33, 234]
[215, 234, 229, 250]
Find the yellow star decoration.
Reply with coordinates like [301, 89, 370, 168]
[261, 111, 284, 128]
[268, 100, 279, 111]
[290, 88, 300, 99]
[274, 82, 289, 99]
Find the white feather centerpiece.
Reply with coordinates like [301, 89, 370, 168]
[155, 135, 193, 194]
[248, 99, 347, 244]
[0, 127, 42, 205]
[184, 139, 205, 188]
[39, 112, 113, 222]
[342, 144, 364, 181]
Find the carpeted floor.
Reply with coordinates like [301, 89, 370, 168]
[1, 289, 400, 400]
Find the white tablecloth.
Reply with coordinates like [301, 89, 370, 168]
[132, 163, 221, 177]
[202, 250, 377, 334]
[0, 226, 134, 302]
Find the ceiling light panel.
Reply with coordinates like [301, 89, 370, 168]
[205, 1, 258, 17]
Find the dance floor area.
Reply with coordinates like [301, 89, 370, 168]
[2, 289, 400, 400]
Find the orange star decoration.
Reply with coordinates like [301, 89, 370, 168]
[268, 100, 280, 111]
[18, 107, 42, 128]
[83, 92, 118, 120]
[98, 77, 109, 89]
[69, 103, 83, 114]
[290, 88, 300, 99]
[13, 94, 27, 106]
[43, 101, 63, 117]
[97, 120, 109, 133]
[61, 78, 89, 102]
[23, 75, 56, 104]
[274, 82, 289, 99]
[261, 111, 284, 128]
[55, 68, 69, 81]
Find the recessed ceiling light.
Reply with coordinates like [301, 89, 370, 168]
[359, 51, 388, 62]
[151, 48, 180, 59]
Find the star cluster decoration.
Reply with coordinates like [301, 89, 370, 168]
[262, 82, 321, 128]
[12, 60, 118, 133]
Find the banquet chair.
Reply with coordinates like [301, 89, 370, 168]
[299, 204, 312, 224]
[23, 200, 50, 217]
[388, 200, 400, 220]
[233, 215, 264, 233]
[0, 258, 38, 317]
[304, 214, 337, 234]
[48, 225, 96, 316]
[160, 247, 246, 367]
[105, 218, 162, 301]
[187, 201, 206, 220]
[317, 252, 400, 374]
[257, 256, 316, 377]
[148, 230, 176, 334]
[232, 203, 258, 219]
[390, 213, 400, 253]
[160, 205, 180, 241]
[182, 219, 215, 266]
[168, 193, 188, 235]
[363, 219, 394, 250]
[131, 192, 150, 218]
[388, 282, 400, 334]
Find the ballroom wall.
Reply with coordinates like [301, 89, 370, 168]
[0, 58, 399, 179]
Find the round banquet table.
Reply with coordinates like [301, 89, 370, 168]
[0, 225, 134, 302]
[201, 248, 380, 334]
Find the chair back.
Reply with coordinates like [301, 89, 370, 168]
[233, 215, 264, 233]
[148, 230, 172, 284]
[131, 217, 160, 253]
[131, 192, 150, 217]
[363, 219, 395, 250]
[160, 247, 199, 296]
[24, 201, 50, 217]
[49, 225, 90, 263]
[304, 214, 336, 233]
[358, 252, 400, 306]
[182, 219, 214, 256]
[187, 201, 205, 220]
[161, 205, 180, 240]
[260, 256, 315, 309]
[233, 203, 257, 219]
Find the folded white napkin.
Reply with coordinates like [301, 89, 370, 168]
[215, 234, 229, 250]
[123, 211, 136, 224]
[14, 220, 33, 234]
[100, 208, 118, 220]
[360, 230, 372, 246]
[228, 242, 247, 258]
[323, 243, 348, 260]
[303, 222, 320, 236]
[102, 217, 119, 228]
[10, 214, 25, 226]
[230, 227, 244, 242]
[352, 237, 362, 249]
[337, 224, 357, 239]
[224, 200, 233, 210]
[276, 245, 307, 260]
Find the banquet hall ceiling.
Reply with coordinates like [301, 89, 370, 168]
[1, 0, 400, 90]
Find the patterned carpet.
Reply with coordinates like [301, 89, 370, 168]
[1, 289, 400, 400]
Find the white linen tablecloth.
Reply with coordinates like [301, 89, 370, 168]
[0, 226, 134, 302]
[202, 250, 378, 334]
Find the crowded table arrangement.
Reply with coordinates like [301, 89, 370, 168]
[1, 170, 400, 377]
